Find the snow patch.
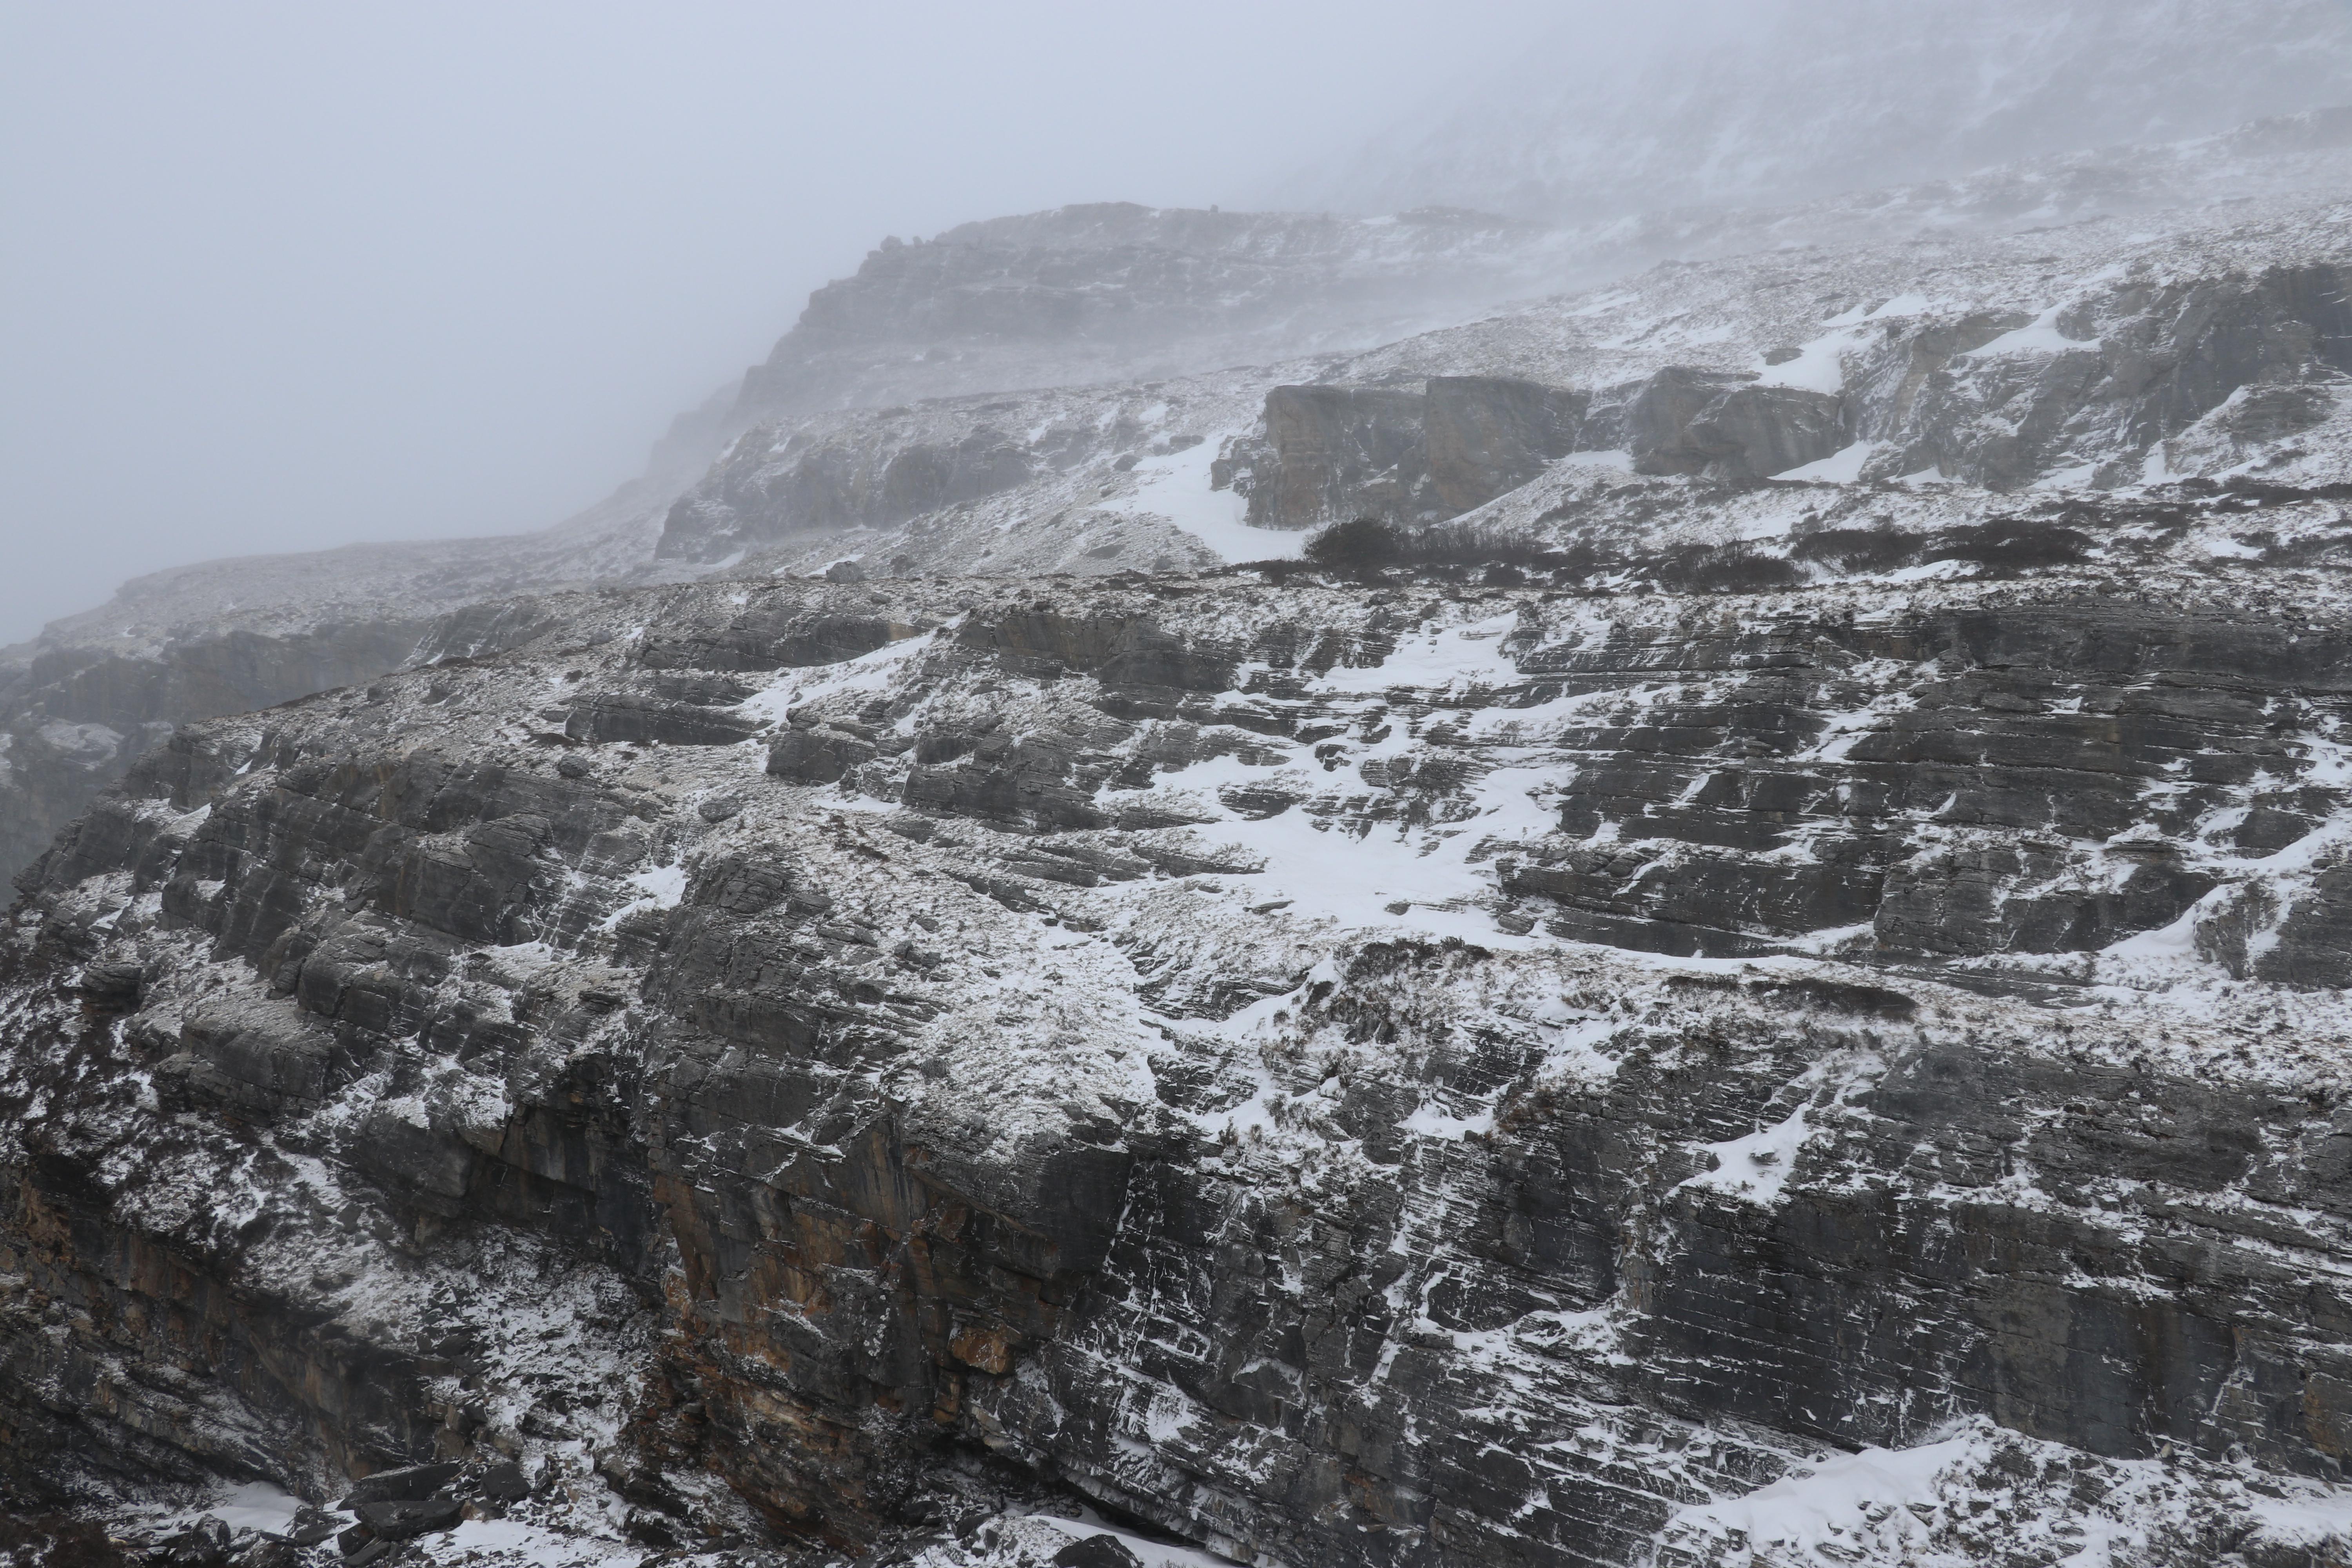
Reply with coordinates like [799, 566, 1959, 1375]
[1964, 304, 2101, 358]
[599, 862, 687, 929]
[1100, 437, 1305, 564]
[1756, 327, 1865, 396]
[1668, 1431, 1976, 1558]
[1775, 439, 1879, 482]
[1679, 1052, 1880, 1205]
[142, 1480, 307, 1539]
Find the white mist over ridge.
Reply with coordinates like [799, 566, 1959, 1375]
[1276, 0, 2352, 219]
[0, 0, 1558, 649]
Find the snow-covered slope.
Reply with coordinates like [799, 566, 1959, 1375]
[651, 179, 2352, 583]
[1279, 0, 2352, 220]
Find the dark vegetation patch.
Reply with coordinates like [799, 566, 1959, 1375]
[1648, 541, 1802, 593]
[1342, 936, 1494, 984]
[1789, 526, 1921, 573]
[1924, 519, 2096, 573]
[2243, 525, 2352, 568]
[2193, 475, 2352, 506]
[1231, 482, 2352, 597]
[1240, 519, 1639, 590]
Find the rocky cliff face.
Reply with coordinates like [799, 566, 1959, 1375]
[0, 601, 568, 900]
[658, 182, 2352, 579]
[1213, 232, 2352, 531]
[8, 88, 2352, 1568]
[732, 205, 1561, 420]
[0, 196, 1623, 890]
[8, 486, 2352, 1564]
[14, 114, 2347, 894]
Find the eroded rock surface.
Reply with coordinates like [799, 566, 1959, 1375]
[9, 90, 2352, 1568]
[5, 544, 2352, 1565]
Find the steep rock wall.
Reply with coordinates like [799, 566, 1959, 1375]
[0, 604, 557, 889]
[4, 569, 2349, 1565]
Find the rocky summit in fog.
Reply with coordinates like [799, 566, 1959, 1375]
[9, 10, 2352, 1568]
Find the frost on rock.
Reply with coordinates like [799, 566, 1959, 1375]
[8, 548, 2352, 1566]
[7, 76, 2352, 1568]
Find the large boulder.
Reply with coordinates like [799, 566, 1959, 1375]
[1237, 385, 1432, 528]
[1425, 376, 1589, 511]
[1628, 367, 1848, 477]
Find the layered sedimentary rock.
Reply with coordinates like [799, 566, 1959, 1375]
[1424, 376, 1590, 513]
[8, 96, 2352, 1568]
[7, 505, 2352, 1562]
[13, 113, 2351, 897]
[732, 204, 1559, 419]
[1211, 245, 2352, 534]
[1230, 386, 1434, 530]
[0, 601, 560, 892]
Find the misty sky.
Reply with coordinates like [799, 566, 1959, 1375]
[0, 0, 1565, 644]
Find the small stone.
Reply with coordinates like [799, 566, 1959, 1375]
[478, 1461, 530, 1503]
[287, 1507, 344, 1545]
[352, 1496, 463, 1541]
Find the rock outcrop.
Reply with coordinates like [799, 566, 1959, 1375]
[6, 517, 2352, 1563]
[0, 602, 561, 889]
[731, 204, 1560, 419]
[1228, 385, 1434, 529]
[1212, 244, 2352, 535]
[10, 101, 2352, 1568]
[1425, 376, 1590, 513]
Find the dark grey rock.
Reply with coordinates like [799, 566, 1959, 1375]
[1425, 375, 1588, 512]
[350, 1497, 461, 1540]
[563, 693, 761, 748]
[285, 1508, 343, 1546]
[8, 568, 2352, 1568]
[768, 726, 878, 786]
[1053, 1534, 1143, 1568]
[1626, 367, 1847, 478]
[477, 1461, 530, 1503]
[1238, 385, 1432, 529]
[339, 1461, 464, 1508]
[154, 1516, 232, 1568]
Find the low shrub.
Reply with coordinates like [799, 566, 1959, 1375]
[1790, 526, 1924, 573]
[1925, 520, 2094, 572]
[1303, 517, 1404, 573]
